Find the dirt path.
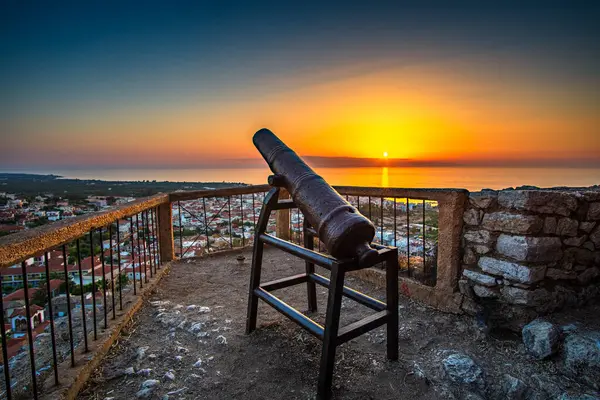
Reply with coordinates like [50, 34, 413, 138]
[78, 248, 599, 400]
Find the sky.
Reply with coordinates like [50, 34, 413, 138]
[1, 1, 599, 169]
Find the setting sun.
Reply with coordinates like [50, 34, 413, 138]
[383, 152, 388, 158]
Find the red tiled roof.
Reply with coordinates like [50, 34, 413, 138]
[9, 304, 44, 318]
[3, 287, 40, 302]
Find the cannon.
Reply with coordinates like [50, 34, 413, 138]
[253, 128, 378, 266]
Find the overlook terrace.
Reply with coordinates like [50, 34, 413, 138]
[0, 184, 599, 399]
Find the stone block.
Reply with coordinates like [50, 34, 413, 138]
[473, 285, 498, 298]
[583, 241, 595, 251]
[580, 221, 596, 233]
[463, 229, 493, 245]
[500, 286, 551, 306]
[479, 256, 545, 284]
[458, 278, 475, 298]
[564, 247, 594, 266]
[543, 217, 557, 235]
[482, 212, 543, 234]
[498, 190, 578, 216]
[463, 208, 483, 226]
[590, 226, 600, 247]
[469, 191, 497, 209]
[496, 234, 562, 262]
[463, 247, 478, 265]
[557, 217, 579, 237]
[563, 236, 587, 247]
[581, 191, 600, 202]
[472, 244, 491, 255]
[463, 268, 498, 287]
[587, 202, 600, 220]
[546, 268, 577, 280]
[522, 319, 560, 359]
[577, 267, 599, 285]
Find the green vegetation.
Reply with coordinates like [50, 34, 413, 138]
[0, 173, 245, 198]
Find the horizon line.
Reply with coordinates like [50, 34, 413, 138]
[1, 155, 600, 171]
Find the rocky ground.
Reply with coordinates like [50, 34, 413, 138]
[77, 248, 600, 400]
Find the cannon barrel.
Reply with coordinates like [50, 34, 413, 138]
[253, 128, 378, 267]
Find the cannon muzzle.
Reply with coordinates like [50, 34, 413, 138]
[253, 128, 378, 267]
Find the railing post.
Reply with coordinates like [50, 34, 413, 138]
[435, 191, 468, 291]
[276, 189, 291, 241]
[158, 202, 175, 262]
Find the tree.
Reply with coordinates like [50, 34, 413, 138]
[32, 283, 48, 307]
[115, 274, 130, 290]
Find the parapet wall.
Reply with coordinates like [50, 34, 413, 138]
[458, 188, 600, 329]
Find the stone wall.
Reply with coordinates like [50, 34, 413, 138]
[458, 188, 600, 329]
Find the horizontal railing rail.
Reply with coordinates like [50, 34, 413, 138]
[0, 194, 169, 269]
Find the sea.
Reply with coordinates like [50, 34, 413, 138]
[21, 166, 600, 192]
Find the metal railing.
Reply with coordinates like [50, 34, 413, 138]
[170, 186, 272, 258]
[0, 195, 167, 399]
[0, 184, 466, 399]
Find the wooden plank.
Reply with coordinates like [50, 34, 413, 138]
[336, 310, 388, 345]
[254, 288, 324, 339]
[260, 273, 308, 292]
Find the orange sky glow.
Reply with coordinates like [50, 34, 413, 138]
[11, 62, 597, 168]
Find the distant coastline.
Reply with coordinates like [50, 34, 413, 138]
[0, 173, 245, 197]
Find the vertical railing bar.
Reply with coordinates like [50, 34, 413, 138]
[99, 228, 108, 329]
[76, 238, 89, 352]
[143, 211, 151, 278]
[296, 207, 300, 245]
[228, 196, 233, 248]
[251, 193, 256, 229]
[153, 208, 161, 268]
[141, 212, 149, 282]
[406, 197, 411, 277]
[177, 201, 183, 258]
[0, 274, 12, 400]
[62, 244, 75, 366]
[89, 231, 97, 340]
[423, 199, 426, 279]
[43, 252, 59, 385]
[380, 197, 384, 244]
[289, 204, 293, 243]
[117, 221, 123, 310]
[129, 217, 137, 295]
[135, 214, 144, 288]
[148, 209, 156, 274]
[203, 197, 210, 253]
[109, 224, 116, 319]
[393, 197, 397, 247]
[21, 261, 38, 399]
[240, 194, 245, 247]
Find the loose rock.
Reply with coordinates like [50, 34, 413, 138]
[442, 353, 484, 389]
[502, 374, 528, 399]
[522, 319, 560, 359]
[563, 331, 600, 389]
